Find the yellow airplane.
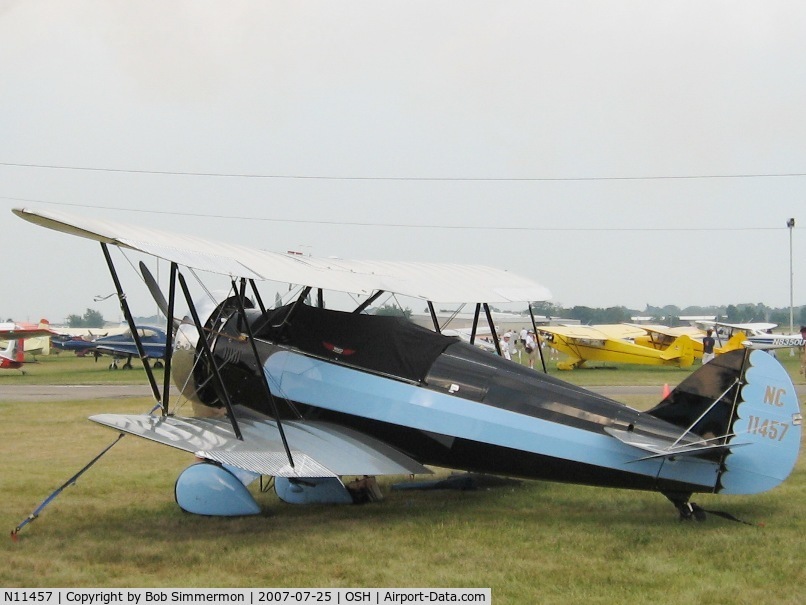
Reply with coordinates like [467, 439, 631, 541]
[539, 324, 696, 370]
[629, 324, 745, 359]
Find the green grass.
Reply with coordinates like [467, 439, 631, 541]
[10, 349, 805, 388]
[3, 353, 163, 385]
[1, 354, 805, 601]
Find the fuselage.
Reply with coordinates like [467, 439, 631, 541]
[184, 304, 728, 496]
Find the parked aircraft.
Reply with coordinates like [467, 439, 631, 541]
[538, 324, 697, 370]
[630, 324, 746, 360]
[0, 320, 57, 372]
[697, 321, 805, 351]
[51, 328, 166, 368]
[91, 326, 168, 369]
[0, 339, 26, 371]
[742, 330, 805, 350]
[12, 207, 803, 525]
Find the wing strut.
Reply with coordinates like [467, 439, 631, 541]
[232, 279, 296, 469]
[177, 271, 243, 441]
[469, 303, 481, 344]
[281, 287, 312, 329]
[353, 290, 385, 314]
[427, 301, 441, 333]
[483, 303, 503, 357]
[528, 303, 548, 373]
[160, 262, 177, 416]
[100, 243, 162, 405]
[248, 279, 267, 314]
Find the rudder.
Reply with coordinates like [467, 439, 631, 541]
[720, 349, 802, 494]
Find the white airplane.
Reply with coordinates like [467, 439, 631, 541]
[700, 321, 806, 351]
[742, 330, 806, 350]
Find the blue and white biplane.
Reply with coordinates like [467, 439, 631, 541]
[13, 207, 803, 522]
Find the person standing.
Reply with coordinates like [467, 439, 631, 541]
[800, 326, 806, 375]
[500, 332, 513, 361]
[524, 330, 537, 369]
[702, 329, 716, 363]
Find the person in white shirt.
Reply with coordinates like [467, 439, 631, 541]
[500, 332, 513, 360]
[524, 330, 537, 369]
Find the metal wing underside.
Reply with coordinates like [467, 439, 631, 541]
[90, 410, 431, 478]
[13, 207, 552, 304]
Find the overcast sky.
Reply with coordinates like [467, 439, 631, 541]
[2, 1, 805, 325]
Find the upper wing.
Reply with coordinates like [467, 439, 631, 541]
[90, 411, 430, 478]
[0, 323, 57, 340]
[700, 320, 778, 334]
[14, 207, 551, 304]
[591, 324, 647, 340]
[538, 325, 607, 341]
[626, 323, 703, 339]
[538, 325, 643, 342]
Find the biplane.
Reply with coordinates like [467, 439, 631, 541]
[537, 324, 698, 370]
[12, 207, 803, 522]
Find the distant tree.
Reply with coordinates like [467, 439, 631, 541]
[274, 292, 283, 308]
[725, 304, 739, 322]
[83, 308, 105, 328]
[376, 304, 412, 319]
[568, 306, 596, 324]
[65, 308, 105, 328]
[600, 306, 631, 324]
[529, 301, 556, 316]
[66, 314, 84, 328]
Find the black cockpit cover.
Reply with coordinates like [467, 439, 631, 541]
[255, 304, 458, 382]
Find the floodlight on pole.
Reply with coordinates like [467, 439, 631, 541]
[787, 218, 795, 336]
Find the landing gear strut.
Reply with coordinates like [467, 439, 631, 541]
[664, 492, 707, 522]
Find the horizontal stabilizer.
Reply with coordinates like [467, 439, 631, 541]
[90, 411, 430, 478]
[604, 426, 746, 461]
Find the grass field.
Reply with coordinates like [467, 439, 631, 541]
[11, 347, 806, 387]
[1, 353, 805, 601]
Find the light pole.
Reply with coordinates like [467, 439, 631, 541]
[787, 218, 795, 336]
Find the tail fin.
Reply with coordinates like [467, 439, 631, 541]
[12, 339, 24, 362]
[716, 331, 746, 354]
[1, 338, 25, 364]
[647, 349, 801, 495]
[659, 334, 695, 367]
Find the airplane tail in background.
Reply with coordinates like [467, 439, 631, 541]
[659, 334, 695, 367]
[646, 349, 802, 495]
[0, 338, 25, 367]
[716, 331, 746, 355]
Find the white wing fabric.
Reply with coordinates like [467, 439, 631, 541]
[14, 207, 551, 304]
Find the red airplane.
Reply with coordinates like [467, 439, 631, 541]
[0, 320, 56, 371]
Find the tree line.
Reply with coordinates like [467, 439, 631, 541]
[58, 301, 806, 330]
[529, 301, 806, 327]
